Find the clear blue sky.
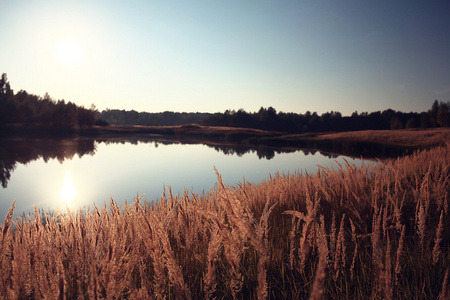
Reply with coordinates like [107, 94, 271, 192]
[1, 0, 449, 115]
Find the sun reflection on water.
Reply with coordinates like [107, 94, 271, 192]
[60, 171, 76, 206]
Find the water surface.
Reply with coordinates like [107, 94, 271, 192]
[0, 137, 361, 218]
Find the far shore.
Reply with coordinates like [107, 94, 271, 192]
[262, 127, 450, 148]
[2, 124, 449, 158]
[93, 124, 450, 147]
[84, 125, 450, 159]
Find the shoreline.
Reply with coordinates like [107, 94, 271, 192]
[2, 124, 449, 158]
[96, 125, 450, 147]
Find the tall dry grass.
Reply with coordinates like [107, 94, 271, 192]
[0, 143, 449, 299]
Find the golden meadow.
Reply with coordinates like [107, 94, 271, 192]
[0, 143, 449, 299]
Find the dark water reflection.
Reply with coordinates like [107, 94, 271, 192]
[97, 138, 338, 161]
[0, 136, 343, 188]
[0, 138, 96, 188]
[0, 136, 381, 218]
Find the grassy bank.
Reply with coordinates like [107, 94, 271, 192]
[252, 128, 450, 158]
[93, 125, 450, 158]
[94, 125, 450, 146]
[4, 123, 449, 158]
[93, 124, 282, 138]
[310, 128, 450, 147]
[95, 125, 450, 150]
[0, 143, 449, 299]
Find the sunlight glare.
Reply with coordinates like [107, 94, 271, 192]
[54, 36, 85, 68]
[60, 171, 77, 205]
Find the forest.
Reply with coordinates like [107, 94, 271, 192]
[98, 109, 210, 127]
[1, 72, 449, 134]
[100, 102, 450, 134]
[0, 74, 97, 130]
[202, 102, 450, 133]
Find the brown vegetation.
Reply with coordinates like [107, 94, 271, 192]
[307, 127, 450, 147]
[0, 143, 449, 299]
[97, 125, 450, 150]
[94, 123, 283, 139]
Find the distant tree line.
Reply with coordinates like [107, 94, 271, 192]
[100, 101, 450, 133]
[98, 109, 210, 126]
[2, 72, 449, 134]
[0, 73, 97, 130]
[202, 102, 450, 133]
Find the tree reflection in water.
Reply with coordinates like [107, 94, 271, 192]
[0, 137, 323, 189]
[0, 136, 411, 189]
[0, 137, 96, 188]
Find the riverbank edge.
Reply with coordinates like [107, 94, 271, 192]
[2, 124, 449, 157]
[94, 125, 450, 154]
[88, 125, 448, 145]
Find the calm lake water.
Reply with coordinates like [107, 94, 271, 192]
[0, 137, 362, 219]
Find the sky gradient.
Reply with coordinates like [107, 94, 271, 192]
[1, 0, 449, 115]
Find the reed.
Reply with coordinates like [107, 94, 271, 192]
[0, 143, 449, 299]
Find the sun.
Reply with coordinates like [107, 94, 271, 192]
[54, 36, 85, 68]
[60, 171, 77, 206]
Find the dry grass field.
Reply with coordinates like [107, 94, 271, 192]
[95, 124, 282, 138]
[0, 142, 449, 299]
[312, 128, 450, 147]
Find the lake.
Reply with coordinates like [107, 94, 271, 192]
[0, 136, 363, 219]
